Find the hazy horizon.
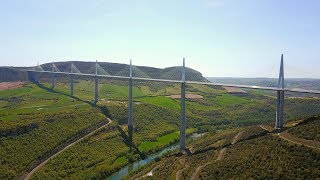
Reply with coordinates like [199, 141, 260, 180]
[1, 0, 320, 78]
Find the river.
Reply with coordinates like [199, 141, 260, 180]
[108, 133, 205, 180]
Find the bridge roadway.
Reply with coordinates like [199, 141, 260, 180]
[25, 69, 320, 95]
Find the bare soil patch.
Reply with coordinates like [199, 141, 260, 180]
[259, 125, 276, 133]
[169, 94, 203, 99]
[0, 81, 24, 90]
[223, 86, 247, 94]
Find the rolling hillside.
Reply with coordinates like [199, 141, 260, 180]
[1, 66, 320, 179]
[128, 116, 320, 179]
[0, 61, 208, 82]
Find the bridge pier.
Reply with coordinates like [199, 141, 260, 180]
[94, 76, 98, 103]
[51, 73, 55, 88]
[276, 90, 284, 128]
[27, 71, 36, 82]
[180, 58, 186, 151]
[51, 62, 55, 88]
[128, 60, 133, 131]
[94, 61, 99, 103]
[275, 54, 285, 129]
[70, 75, 74, 96]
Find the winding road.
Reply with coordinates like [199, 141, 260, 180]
[23, 118, 112, 180]
[278, 132, 320, 149]
[136, 163, 164, 179]
[175, 158, 189, 180]
[190, 131, 243, 180]
[259, 124, 320, 149]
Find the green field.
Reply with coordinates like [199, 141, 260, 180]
[138, 128, 196, 153]
[31, 124, 132, 179]
[1, 79, 320, 179]
[138, 96, 181, 111]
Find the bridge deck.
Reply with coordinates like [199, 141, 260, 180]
[25, 70, 320, 95]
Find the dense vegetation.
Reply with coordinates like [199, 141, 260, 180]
[200, 135, 320, 179]
[31, 123, 131, 179]
[288, 116, 320, 141]
[0, 83, 108, 179]
[0, 109, 107, 179]
[129, 121, 320, 179]
[1, 76, 320, 179]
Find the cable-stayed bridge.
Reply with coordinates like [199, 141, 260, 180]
[23, 54, 320, 151]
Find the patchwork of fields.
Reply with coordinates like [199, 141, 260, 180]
[1, 79, 320, 179]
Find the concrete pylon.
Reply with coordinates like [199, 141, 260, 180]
[27, 71, 35, 82]
[180, 58, 186, 151]
[51, 61, 55, 88]
[275, 54, 285, 128]
[94, 60, 99, 103]
[128, 60, 133, 130]
[70, 63, 74, 96]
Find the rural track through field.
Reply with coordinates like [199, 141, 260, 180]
[259, 125, 275, 132]
[136, 163, 164, 179]
[277, 131, 320, 149]
[191, 131, 243, 180]
[175, 158, 189, 180]
[23, 118, 112, 180]
[191, 148, 227, 180]
[259, 123, 320, 149]
[231, 131, 244, 145]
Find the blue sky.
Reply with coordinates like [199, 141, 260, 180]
[0, 0, 320, 78]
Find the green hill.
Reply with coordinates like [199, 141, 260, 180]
[0, 61, 208, 82]
[0, 67, 28, 82]
[1, 72, 320, 179]
[128, 116, 320, 179]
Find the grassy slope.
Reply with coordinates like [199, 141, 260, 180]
[2, 80, 320, 179]
[138, 128, 196, 153]
[31, 124, 131, 179]
[129, 118, 320, 179]
[200, 135, 320, 179]
[0, 83, 107, 179]
[139, 96, 181, 111]
[288, 116, 320, 141]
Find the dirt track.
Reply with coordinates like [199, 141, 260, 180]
[278, 132, 320, 149]
[169, 94, 203, 99]
[259, 122, 320, 149]
[190, 131, 243, 180]
[137, 163, 164, 179]
[23, 118, 112, 180]
[175, 158, 189, 180]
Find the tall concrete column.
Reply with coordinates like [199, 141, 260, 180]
[275, 54, 285, 128]
[27, 71, 35, 82]
[128, 60, 133, 130]
[94, 61, 99, 103]
[70, 64, 74, 96]
[180, 58, 186, 151]
[51, 61, 55, 88]
[70, 75, 74, 96]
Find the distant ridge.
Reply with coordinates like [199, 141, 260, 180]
[0, 61, 208, 82]
[207, 77, 320, 91]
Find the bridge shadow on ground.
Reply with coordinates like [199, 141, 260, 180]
[34, 82, 98, 106]
[33, 81, 140, 155]
[117, 126, 146, 160]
